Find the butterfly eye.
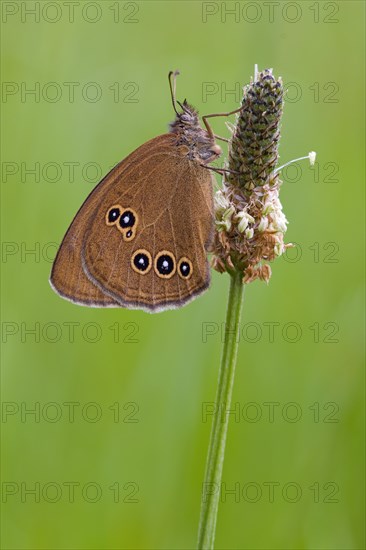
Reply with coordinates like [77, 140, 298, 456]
[131, 249, 152, 274]
[178, 257, 193, 279]
[210, 144, 222, 157]
[106, 206, 121, 225]
[119, 210, 136, 228]
[154, 251, 176, 279]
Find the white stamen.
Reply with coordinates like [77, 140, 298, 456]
[308, 151, 317, 165]
[275, 151, 317, 175]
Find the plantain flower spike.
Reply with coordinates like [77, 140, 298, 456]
[212, 67, 312, 284]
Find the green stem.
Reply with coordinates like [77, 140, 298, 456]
[197, 271, 245, 549]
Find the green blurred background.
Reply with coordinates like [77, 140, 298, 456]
[1, 1, 364, 549]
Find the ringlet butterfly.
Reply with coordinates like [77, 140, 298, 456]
[50, 71, 240, 312]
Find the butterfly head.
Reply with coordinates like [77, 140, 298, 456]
[169, 99, 222, 165]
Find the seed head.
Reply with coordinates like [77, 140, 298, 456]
[212, 68, 290, 283]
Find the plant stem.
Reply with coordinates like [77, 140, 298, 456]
[197, 271, 245, 549]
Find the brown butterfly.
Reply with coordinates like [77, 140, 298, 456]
[50, 71, 240, 312]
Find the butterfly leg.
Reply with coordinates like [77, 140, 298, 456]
[200, 164, 240, 176]
[214, 134, 230, 143]
[202, 106, 245, 140]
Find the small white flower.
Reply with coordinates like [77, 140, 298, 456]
[258, 216, 269, 232]
[236, 211, 255, 233]
[263, 202, 273, 215]
[308, 151, 317, 166]
[215, 190, 230, 212]
[237, 218, 248, 233]
[223, 219, 232, 231]
[271, 194, 282, 210]
[271, 211, 288, 233]
[223, 206, 235, 221]
[274, 242, 285, 256]
[215, 219, 231, 232]
[215, 205, 235, 232]
[245, 227, 254, 239]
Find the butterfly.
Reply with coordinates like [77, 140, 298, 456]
[50, 71, 239, 312]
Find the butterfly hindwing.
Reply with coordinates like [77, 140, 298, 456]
[81, 144, 215, 311]
[50, 134, 177, 307]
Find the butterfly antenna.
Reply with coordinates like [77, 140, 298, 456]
[168, 70, 180, 115]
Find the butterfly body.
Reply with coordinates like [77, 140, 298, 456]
[50, 100, 222, 312]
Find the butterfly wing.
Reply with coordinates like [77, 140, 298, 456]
[81, 140, 215, 312]
[50, 134, 177, 306]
